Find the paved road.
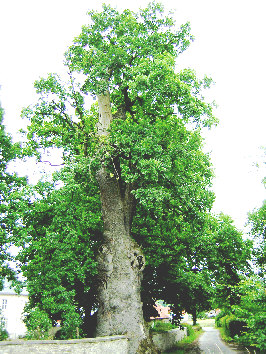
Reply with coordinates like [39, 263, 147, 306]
[167, 326, 252, 353]
[196, 327, 249, 353]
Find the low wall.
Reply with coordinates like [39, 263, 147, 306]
[152, 327, 187, 352]
[0, 335, 128, 354]
[0, 329, 186, 353]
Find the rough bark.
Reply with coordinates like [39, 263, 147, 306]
[97, 91, 113, 136]
[95, 92, 159, 353]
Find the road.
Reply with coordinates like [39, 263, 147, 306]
[168, 326, 252, 353]
[196, 327, 249, 353]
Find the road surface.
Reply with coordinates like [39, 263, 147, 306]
[196, 327, 249, 353]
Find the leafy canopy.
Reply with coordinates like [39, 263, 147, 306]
[18, 2, 221, 335]
[0, 102, 26, 287]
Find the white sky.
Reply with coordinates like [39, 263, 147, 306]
[0, 0, 265, 231]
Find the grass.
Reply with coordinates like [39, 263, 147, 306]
[164, 323, 203, 353]
[150, 321, 178, 333]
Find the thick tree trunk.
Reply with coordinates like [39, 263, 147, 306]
[95, 92, 158, 353]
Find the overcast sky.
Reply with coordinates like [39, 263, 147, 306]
[0, 0, 265, 231]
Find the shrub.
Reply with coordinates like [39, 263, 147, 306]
[24, 307, 53, 339]
[228, 320, 247, 337]
[171, 323, 203, 350]
[150, 320, 177, 333]
[0, 327, 8, 341]
[56, 310, 82, 339]
[215, 310, 227, 328]
[182, 323, 194, 337]
[217, 313, 247, 341]
[232, 277, 266, 351]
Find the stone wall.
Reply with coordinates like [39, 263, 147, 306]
[152, 327, 187, 352]
[0, 335, 128, 354]
[0, 328, 187, 353]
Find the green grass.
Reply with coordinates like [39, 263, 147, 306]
[164, 324, 203, 353]
[150, 321, 178, 333]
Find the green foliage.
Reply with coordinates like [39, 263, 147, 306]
[216, 314, 247, 343]
[215, 310, 227, 328]
[169, 323, 202, 351]
[16, 2, 219, 332]
[0, 311, 8, 341]
[21, 2, 216, 164]
[15, 2, 244, 341]
[24, 307, 53, 339]
[59, 309, 82, 339]
[232, 277, 266, 351]
[150, 320, 178, 333]
[0, 327, 8, 341]
[219, 314, 237, 338]
[181, 323, 195, 337]
[14, 163, 102, 338]
[217, 277, 266, 351]
[0, 102, 26, 286]
[209, 214, 252, 308]
[197, 311, 207, 319]
[248, 199, 266, 273]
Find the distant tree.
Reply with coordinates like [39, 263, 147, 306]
[140, 212, 252, 324]
[174, 270, 214, 326]
[207, 214, 252, 309]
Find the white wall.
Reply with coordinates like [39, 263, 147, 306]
[0, 293, 28, 339]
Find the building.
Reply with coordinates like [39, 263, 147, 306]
[0, 282, 28, 339]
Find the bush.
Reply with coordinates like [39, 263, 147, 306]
[0, 327, 8, 341]
[170, 323, 203, 350]
[215, 310, 227, 328]
[228, 320, 247, 337]
[24, 308, 53, 339]
[56, 310, 82, 339]
[221, 314, 236, 338]
[182, 323, 194, 337]
[232, 277, 266, 351]
[217, 313, 247, 341]
[150, 320, 177, 333]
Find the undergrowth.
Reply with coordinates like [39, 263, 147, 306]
[164, 323, 203, 353]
